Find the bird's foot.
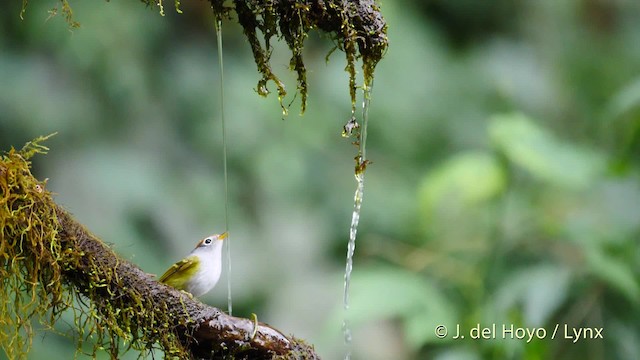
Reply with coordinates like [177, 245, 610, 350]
[179, 290, 194, 299]
[250, 313, 259, 340]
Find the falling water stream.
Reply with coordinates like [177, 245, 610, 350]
[342, 80, 373, 359]
[214, 19, 233, 316]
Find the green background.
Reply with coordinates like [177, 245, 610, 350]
[1, 0, 640, 359]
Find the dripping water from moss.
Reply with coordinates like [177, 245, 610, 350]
[214, 18, 233, 316]
[342, 79, 373, 359]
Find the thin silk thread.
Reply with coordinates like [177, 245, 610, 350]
[215, 19, 232, 316]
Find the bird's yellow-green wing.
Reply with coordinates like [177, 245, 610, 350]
[158, 255, 200, 290]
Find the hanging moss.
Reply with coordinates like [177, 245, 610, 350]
[0, 137, 318, 359]
[220, 0, 388, 114]
[20, 0, 80, 28]
[20, 0, 388, 115]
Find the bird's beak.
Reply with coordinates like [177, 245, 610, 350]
[218, 232, 228, 240]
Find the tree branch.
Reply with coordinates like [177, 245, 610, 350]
[0, 139, 319, 359]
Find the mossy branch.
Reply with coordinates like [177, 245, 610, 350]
[0, 139, 318, 359]
[221, 0, 388, 114]
[21, 0, 388, 115]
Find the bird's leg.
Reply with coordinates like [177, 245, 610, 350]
[250, 313, 259, 340]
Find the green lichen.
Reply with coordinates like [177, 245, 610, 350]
[0, 135, 66, 359]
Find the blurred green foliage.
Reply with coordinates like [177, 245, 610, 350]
[1, 0, 640, 359]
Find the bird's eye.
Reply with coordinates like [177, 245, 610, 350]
[203, 238, 213, 245]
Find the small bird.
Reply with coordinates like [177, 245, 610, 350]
[159, 232, 227, 297]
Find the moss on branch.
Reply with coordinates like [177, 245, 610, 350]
[0, 137, 318, 359]
[210, 0, 388, 114]
[22, 0, 388, 114]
